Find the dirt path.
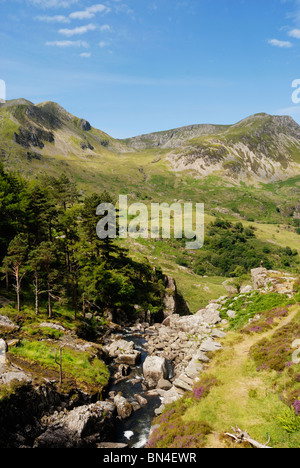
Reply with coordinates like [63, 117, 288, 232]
[205, 305, 300, 448]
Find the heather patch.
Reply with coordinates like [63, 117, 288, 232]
[192, 376, 220, 401]
[250, 321, 300, 372]
[241, 306, 291, 335]
[146, 403, 212, 449]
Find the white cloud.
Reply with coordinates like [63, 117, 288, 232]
[80, 52, 91, 58]
[46, 40, 89, 47]
[35, 15, 70, 23]
[69, 4, 111, 20]
[288, 28, 300, 38]
[99, 41, 108, 47]
[268, 38, 293, 48]
[59, 23, 97, 36]
[100, 24, 111, 31]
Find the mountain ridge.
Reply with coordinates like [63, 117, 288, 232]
[0, 98, 300, 186]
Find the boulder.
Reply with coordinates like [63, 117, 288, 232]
[227, 310, 236, 319]
[34, 401, 115, 448]
[199, 337, 222, 353]
[195, 302, 221, 325]
[251, 268, 269, 290]
[222, 279, 238, 295]
[157, 378, 172, 390]
[115, 351, 141, 366]
[134, 394, 148, 407]
[173, 374, 194, 392]
[104, 339, 140, 364]
[0, 314, 19, 332]
[0, 370, 32, 385]
[114, 394, 132, 419]
[143, 356, 168, 389]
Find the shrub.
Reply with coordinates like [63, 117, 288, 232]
[278, 406, 300, 433]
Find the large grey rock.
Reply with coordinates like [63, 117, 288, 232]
[143, 356, 168, 389]
[115, 351, 141, 366]
[0, 370, 32, 385]
[0, 314, 19, 331]
[199, 337, 222, 353]
[195, 302, 221, 325]
[173, 374, 194, 392]
[34, 401, 115, 448]
[104, 339, 135, 358]
[251, 267, 269, 289]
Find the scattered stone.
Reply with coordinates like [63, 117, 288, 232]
[39, 322, 65, 331]
[134, 394, 148, 407]
[227, 310, 236, 319]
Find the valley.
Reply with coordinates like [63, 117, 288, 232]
[0, 98, 299, 448]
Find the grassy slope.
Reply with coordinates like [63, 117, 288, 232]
[149, 304, 300, 448]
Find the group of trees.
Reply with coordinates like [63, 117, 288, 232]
[192, 219, 300, 277]
[0, 164, 165, 321]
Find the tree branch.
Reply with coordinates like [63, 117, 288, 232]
[225, 426, 272, 449]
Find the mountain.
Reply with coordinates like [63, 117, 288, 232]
[1, 100, 300, 189]
[126, 113, 300, 183]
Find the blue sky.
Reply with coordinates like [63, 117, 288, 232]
[2, 0, 300, 137]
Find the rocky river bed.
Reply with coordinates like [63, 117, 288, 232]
[0, 266, 295, 448]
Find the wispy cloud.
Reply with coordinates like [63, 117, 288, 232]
[80, 52, 92, 58]
[35, 15, 70, 23]
[59, 23, 97, 36]
[268, 38, 293, 48]
[69, 4, 111, 20]
[46, 40, 89, 47]
[29, 0, 79, 8]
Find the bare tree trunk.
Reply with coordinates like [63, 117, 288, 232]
[82, 293, 86, 318]
[34, 272, 39, 315]
[55, 347, 63, 388]
[225, 426, 272, 449]
[48, 281, 52, 319]
[5, 271, 9, 291]
[15, 265, 20, 313]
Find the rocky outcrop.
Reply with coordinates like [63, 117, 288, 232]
[34, 401, 116, 448]
[163, 276, 190, 319]
[79, 119, 91, 131]
[251, 268, 297, 295]
[13, 126, 54, 149]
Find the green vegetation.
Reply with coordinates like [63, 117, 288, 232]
[9, 339, 109, 393]
[220, 291, 295, 330]
[149, 306, 300, 449]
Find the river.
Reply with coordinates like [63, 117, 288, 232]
[107, 328, 162, 448]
